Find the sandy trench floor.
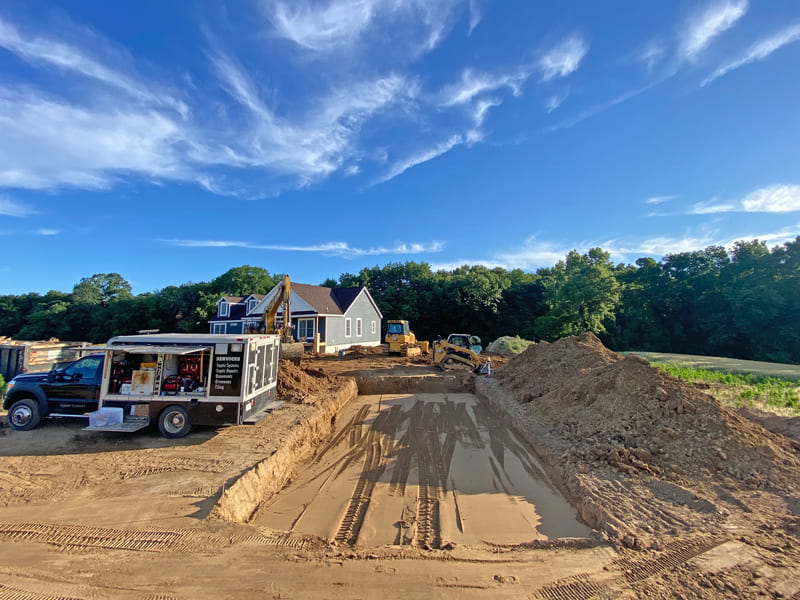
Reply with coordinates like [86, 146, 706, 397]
[0, 351, 797, 599]
[253, 392, 590, 547]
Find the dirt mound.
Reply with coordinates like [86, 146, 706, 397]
[277, 359, 342, 404]
[485, 336, 535, 356]
[496, 333, 800, 492]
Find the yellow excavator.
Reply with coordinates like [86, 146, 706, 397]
[247, 276, 304, 358]
[432, 333, 492, 374]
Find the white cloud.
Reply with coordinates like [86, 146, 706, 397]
[264, 0, 466, 56]
[0, 16, 187, 117]
[161, 238, 445, 257]
[544, 92, 567, 113]
[546, 80, 660, 132]
[639, 42, 666, 71]
[725, 222, 800, 246]
[645, 195, 678, 205]
[0, 196, 37, 217]
[691, 185, 800, 214]
[538, 34, 589, 82]
[701, 24, 800, 86]
[439, 67, 530, 106]
[0, 88, 184, 191]
[36, 228, 59, 235]
[373, 134, 463, 185]
[680, 0, 748, 62]
[741, 185, 800, 212]
[267, 0, 376, 51]
[468, 0, 482, 35]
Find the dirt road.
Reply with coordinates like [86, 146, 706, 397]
[254, 392, 590, 547]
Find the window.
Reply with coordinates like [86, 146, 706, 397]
[219, 301, 229, 317]
[213, 323, 226, 334]
[356, 318, 362, 337]
[371, 320, 376, 335]
[298, 319, 315, 340]
[248, 298, 257, 313]
[345, 318, 352, 337]
[63, 356, 103, 383]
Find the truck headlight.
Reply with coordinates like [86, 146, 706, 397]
[5, 381, 14, 393]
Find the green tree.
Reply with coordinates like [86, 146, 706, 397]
[72, 273, 133, 306]
[535, 248, 621, 340]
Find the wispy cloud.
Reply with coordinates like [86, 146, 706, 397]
[36, 228, 59, 235]
[266, 0, 376, 51]
[0, 196, 37, 217]
[691, 184, 800, 214]
[264, 0, 467, 56]
[639, 42, 666, 71]
[467, 0, 483, 35]
[645, 195, 678, 205]
[0, 87, 184, 191]
[373, 134, 463, 185]
[546, 79, 661, 132]
[701, 24, 800, 86]
[160, 238, 445, 257]
[0, 16, 187, 116]
[679, 0, 748, 62]
[538, 34, 589, 82]
[544, 92, 567, 113]
[439, 67, 530, 106]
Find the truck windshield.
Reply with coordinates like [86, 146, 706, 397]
[387, 323, 405, 335]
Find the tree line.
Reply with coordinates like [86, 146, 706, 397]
[1, 237, 798, 364]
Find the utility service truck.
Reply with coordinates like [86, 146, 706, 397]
[4, 333, 282, 438]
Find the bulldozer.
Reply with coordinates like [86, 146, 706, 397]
[432, 333, 492, 374]
[246, 276, 305, 359]
[385, 320, 429, 356]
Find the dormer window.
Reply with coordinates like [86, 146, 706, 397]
[219, 300, 229, 317]
[248, 298, 257, 314]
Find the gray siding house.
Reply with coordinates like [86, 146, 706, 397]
[208, 283, 383, 353]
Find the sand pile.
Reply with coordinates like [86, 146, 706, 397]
[277, 360, 341, 404]
[496, 333, 800, 492]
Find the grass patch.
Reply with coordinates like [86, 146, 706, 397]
[486, 336, 535, 355]
[654, 363, 800, 414]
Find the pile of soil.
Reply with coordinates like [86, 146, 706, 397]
[276, 359, 342, 404]
[490, 333, 800, 553]
[497, 334, 799, 491]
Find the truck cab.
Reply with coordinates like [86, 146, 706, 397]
[4, 353, 104, 430]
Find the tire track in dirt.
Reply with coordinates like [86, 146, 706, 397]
[334, 434, 386, 545]
[0, 522, 205, 553]
[0, 584, 82, 600]
[529, 535, 728, 599]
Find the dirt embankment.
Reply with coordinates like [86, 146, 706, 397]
[477, 333, 800, 562]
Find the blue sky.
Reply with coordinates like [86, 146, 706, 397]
[1, 0, 799, 295]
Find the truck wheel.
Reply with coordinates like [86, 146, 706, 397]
[8, 398, 41, 431]
[158, 405, 191, 438]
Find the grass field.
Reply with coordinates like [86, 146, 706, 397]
[628, 351, 800, 416]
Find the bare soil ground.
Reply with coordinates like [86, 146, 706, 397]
[0, 340, 797, 599]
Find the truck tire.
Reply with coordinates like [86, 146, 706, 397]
[8, 398, 41, 431]
[158, 405, 191, 438]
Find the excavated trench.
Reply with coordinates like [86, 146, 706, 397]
[212, 374, 594, 551]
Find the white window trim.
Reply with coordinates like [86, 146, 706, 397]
[298, 318, 315, 339]
[219, 301, 229, 317]
[213, 323, 226, 334]
[371, 320, 376, 335]
[345, 317, 352, 338]
[356, 318, 362, 337]
[248, 299, 257, 313]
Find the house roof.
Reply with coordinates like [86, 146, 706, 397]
[212, 284, 381, 321]
[290, 283, 353, 315]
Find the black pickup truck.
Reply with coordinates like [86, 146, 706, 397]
[3, 353, 105, 430]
